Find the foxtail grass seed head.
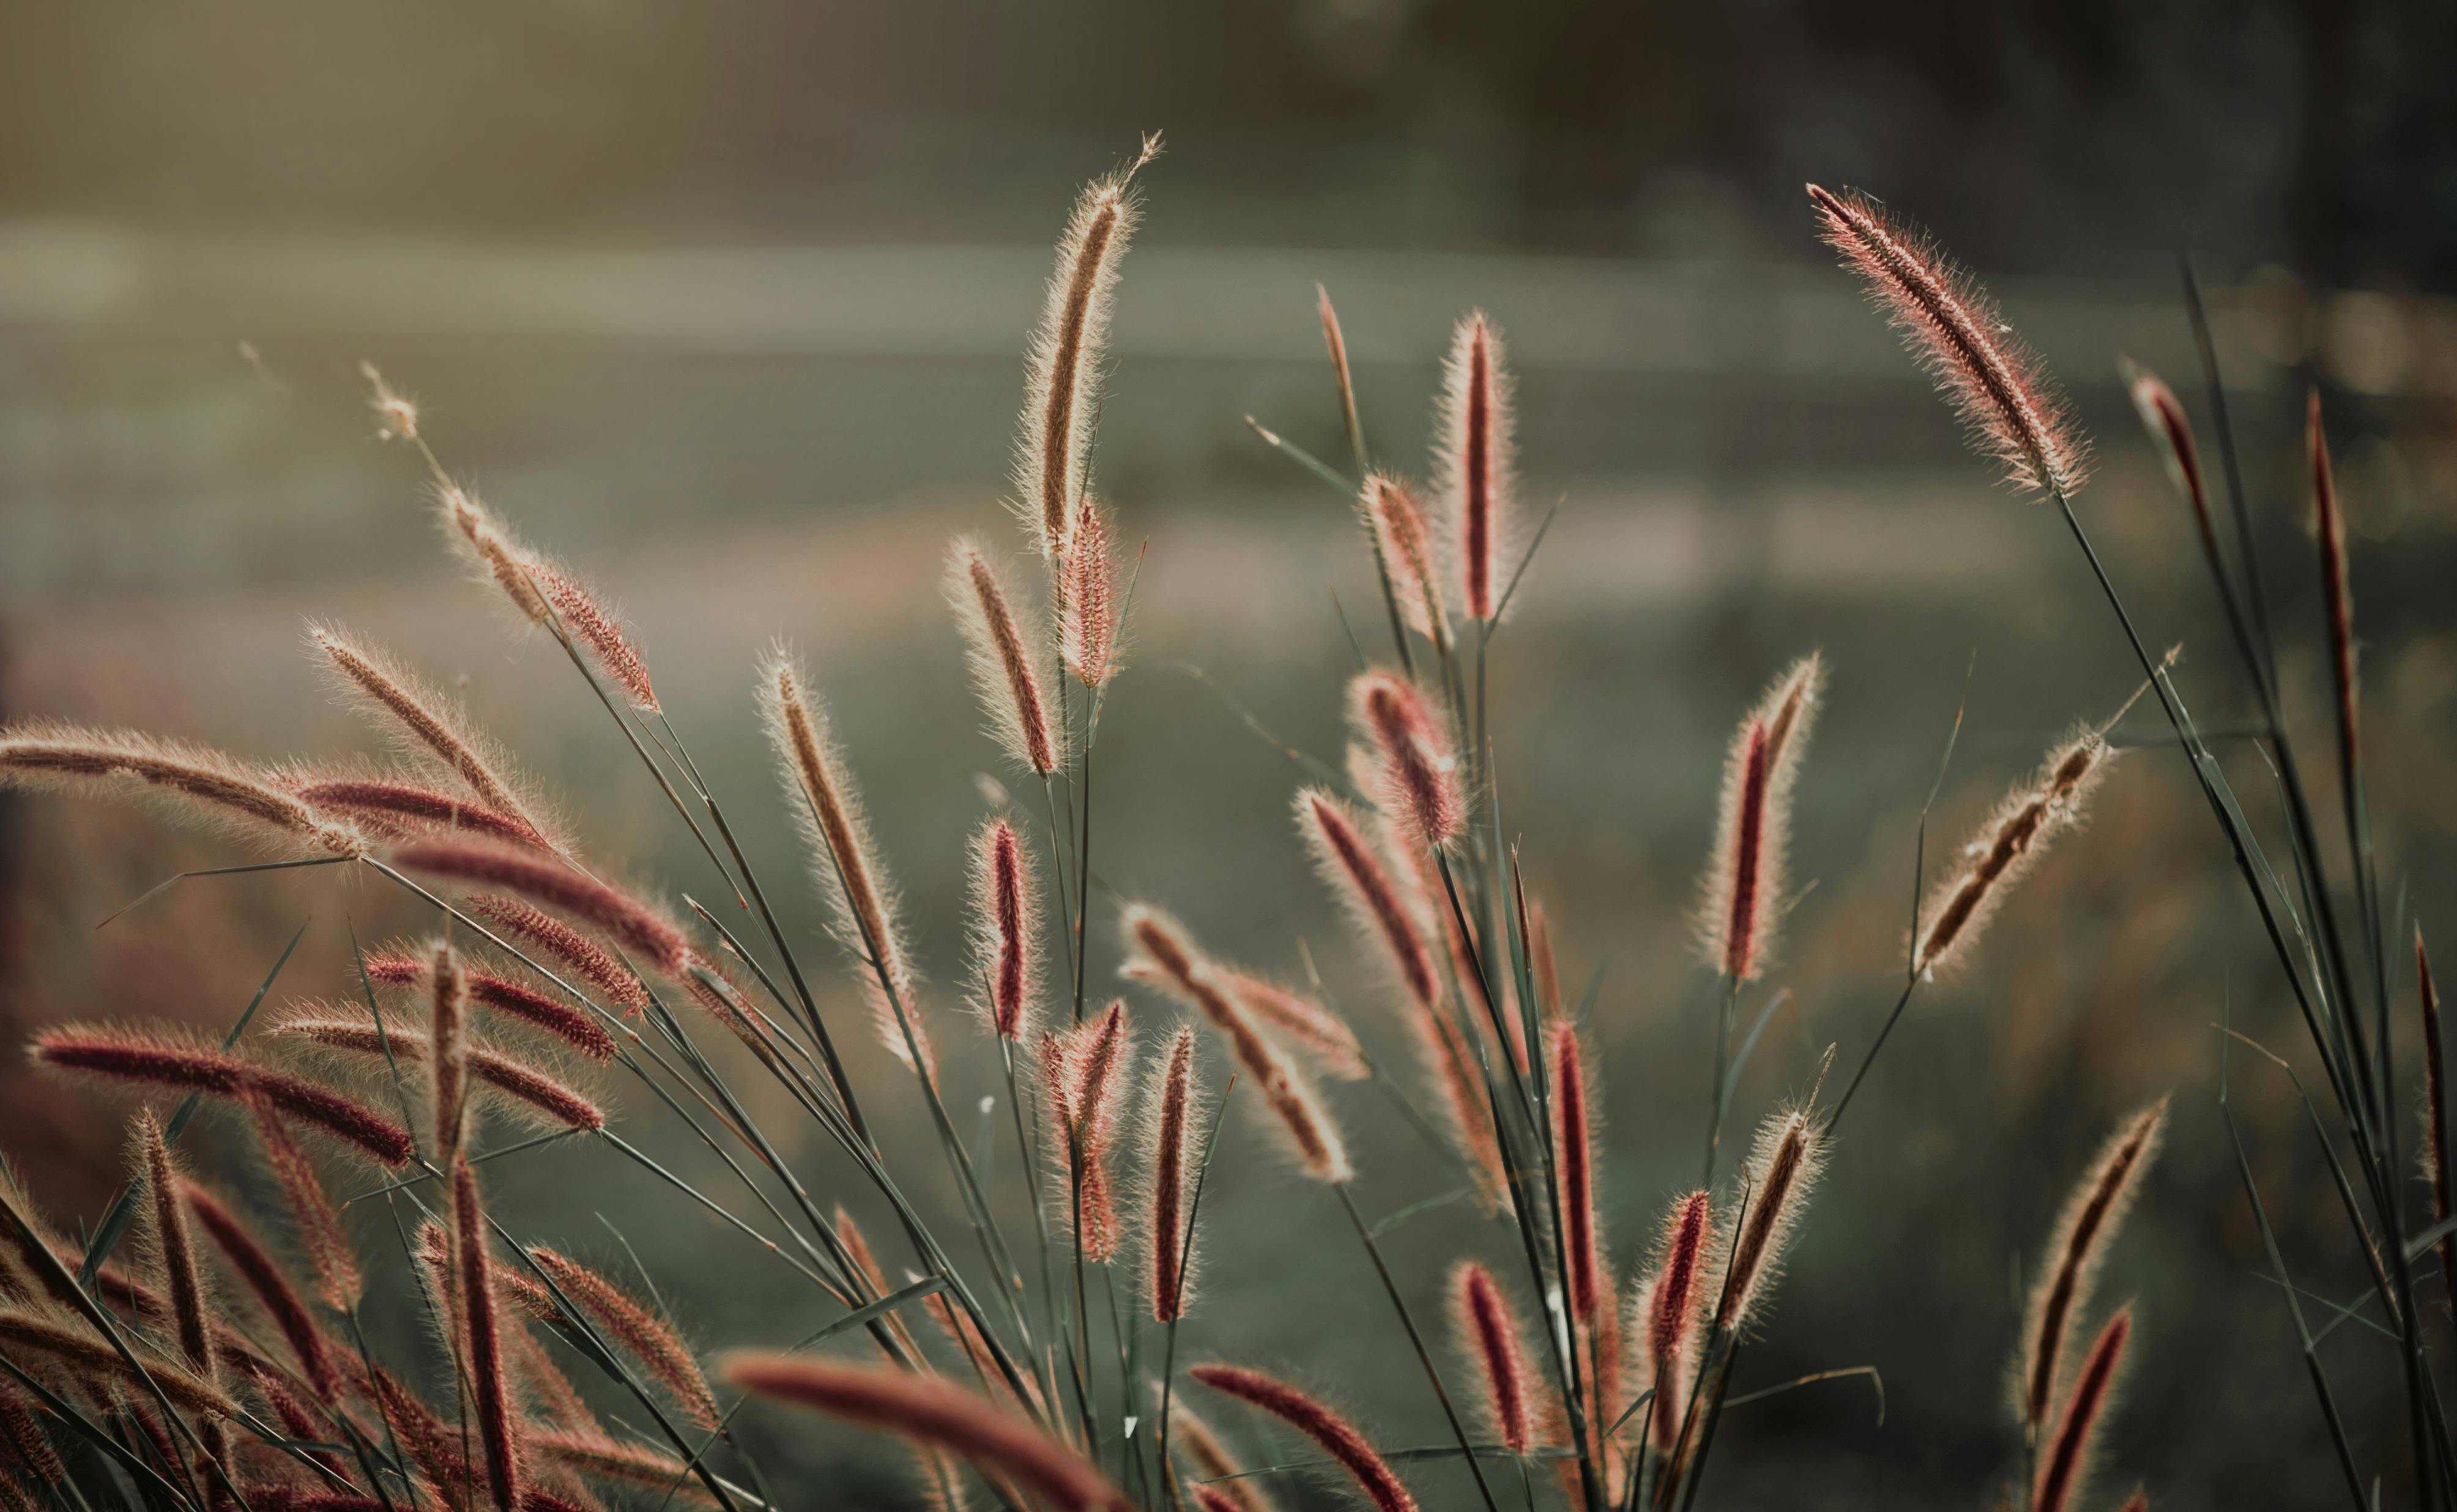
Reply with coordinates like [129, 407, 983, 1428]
[947, 538, 1061, 777]
[2122, 364, 2215, 561]
[1168, 1404, 1282, 1512]
[1062, 497, 1124, 689]
[133, 1111, 215, 1379]
[529, 1247, 722, 1432]
[431, 942, 469, 1158]
[1191, 1364, 1418, 1512]
[532, 561, 660, 713]
[464, 894, 651, 1015]
[1696, 652, 1822, 984]
[1318, 283, 1364, 466]
[440, 483, 552, 625]
[369, 947, 617, 1062]
[1914, 730, 2114, 979]
[453, 1157, 525, 1512]
[1638, 1190, 1713, 1451]
[1224, 969, 1369, 1081]
[0, 724, 363, 858]
[1548, 1023, 1607, 1326]
[361, 360, 420, 441]
[247, 1098, 365, 1311]
[2018, 1099, 2165, 1430]
[2308, 390, 2359, 773]
[1808, 183, 2091, 498]
[2033, 1307, 2133, 1512]
[968, 818, 1040, 1040]
[393, 836, 689, 981]
[29, 1026, 414, 1166]
[310, 624, 553, 843]
[1016, 150, 1149, 560]
[1121, 904, 1351, 1184]
[1361, 475, 1446, 640]
[182, 1179, 341, 1401]
[269, 1008, 606, 1133]
[1345, 670, 1465, 851]
[1041, 1001, 1134, 1263]
[1296, 787, 1442, 1012]
[1437, 313, 1514, 622]
[1147, 1026, 1199, 1321]
[760, 650, 933, 1073]
[1449, 1262, 1541, 1456]
[0, 1308, 238, 1420]
[289, 775, 544, 850]
[1713, 1107, 1824, 1333]
[726, 1354, 1131, 1512]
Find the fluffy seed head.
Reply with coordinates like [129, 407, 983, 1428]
[1147, 1026, 1200, 1322]
[1450, 1262, 1541, 1455]
[361, 360, 420, 441]
[1296, 788, 1443, 1012]
[1191, 1365, 1416, 1512]
[1224, 970, 1368, 1082]
[1695, 653, 1823, 984]
[1915, 731, 2114, 978]
[1437, 313, 1515, 621]
[1168, 1404, 1282, 1512]
[310, 624, 554, 846]
[431, 943, 470, 1158]
[1637, 1190, 1713, 1451]
[452, 1158, 524, 1511]
[393, 837, 689, 980]
[532, 562, 659, 713]
[463, 895, 651, 1015]
[1809, 183, 2090, 498]
[288, 775, 545, 850]
[245, 1098, 364, 1310]
[1713, 1108, 1824, 1333]
[1041, 1002, 1135, 1264]
[182, 1179, 340, 1400]
[968, 818, 1041, 1040]
[1062, 497, 1125, 689]
[367, 947, 617, 1062]
[1549, 1023, 1605, 1324]
[1345, 670, 1465, 851]
[2018, 1099, 2165, 1429]
[726, 1354, 1131, 1511]
[0, 724, 363, 858]
[1016, 154, 1147, 558]
[267, 1007, 606, 1132]
[1361, 475, 1446, 639]
[29, 1026, 414, 1165]
[133, 1111, 215, 1379]
[529, 1246, 721, 1432]
[948, 538, 1062, 777]
[2033, 1308, 2133, 1512]
[2123, 363, 2215, 567]
[440, 484, 552, 624]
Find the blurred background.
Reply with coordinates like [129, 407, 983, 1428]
[2, 1, 2455, 1506]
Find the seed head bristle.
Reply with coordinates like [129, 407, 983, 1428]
[1636, 1190, 1712, 1451]
[1914, 729, 2115, 978]
[453, 1157, 525, 1512]
[947, 538, 1063, 777]
[30, 1026, 414, 1166]
[268, 1008, 606, 1133]
[0, 723, 363, 858]
[529, 1246, 721, 1432]
[1449, 1262, 1544, 1456]
[1167, 1404, 1282, 1512]
[360, 360, 421, 441]
[1695, 653, 1823, 984]
[1061, 498, 1125, 690]
[1808, 183, 2091, 497]
[1712, 1107, 1824, 1333]
[725, 1354, 1130, 1512]
[1016, 161, 1143, 559]
[393, 836, 689, 980]
[1436, 313, 1515, 623]
[2032, 1307, 2132, 1512]
[286, 773, 546, 850]
[308, 624, 556, 847]
[180, 1179, 341, 1401]
[133, 1111, 215, 1381]
[2308, 390, 2359, 776]
[463, 895, 652, 1015]
[1039, 1001, 1134, 1264]
[1191, 1364, 1416, 1512]
[440, 483, 552, 625]
[1223, 970, 1369, 1082]
[1121, 905, 1351, 1184]
[533, 1429, 714, 1501]
[759, 650, 934, 1075]
[2018, 1099, 2165, 1429]
[1345, 670, 1465, 851]
[530, 560, 660, 713]
[245, 1099, 364, 1311]
[1147, 1026, 1200, 1322]
[1548, 1023, 1605, 1325]
[967, 819, 1039, 1042]
[1361, 475, 1447, 640]
[368, 946, 618, 1062]
[1296, 788, 1443, 1013]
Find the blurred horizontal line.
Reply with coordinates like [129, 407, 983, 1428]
[0, 221, 2308, 386]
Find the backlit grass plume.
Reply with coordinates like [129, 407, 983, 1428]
[1449, 1261, 1544, 1456]
[1192, 1364, 1416, 1512]
[968, 817, 1042, 1040]
[1697, 652, 1821, 984]
[1807, 183, 2089, 498]
[1437, 312, 1514, 622]
[0, 724, 363, 859]
[2017, 1100, 2165, 1432]
[948, 537, 1063, 777]
[1347, 670, 1465, 851]
[1914, 730, 2114, 979]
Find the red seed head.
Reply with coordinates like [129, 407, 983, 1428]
[1361, 475, 1447, 640]
[1224, 970, 1368, 1082]
[1914, 730, 2115, 979]
[1042, 1002, 1134, 1264]
[1018, 161, 1143, 560]
[2123, 364, 2214, 566]
[1808, 183, 2091, 498]
[1713, 1108, 1824, 1333]
[310, 624, 555, 850]
[1148, 1027, 1200, 1322]
[393, 837, 687, 980]
[2032, 1307, 2133, 1512]
[463, 894, 651, 1015]
[269, 1008, 605, 1133]
[1345, 671, 1465, 851]
[1697, 653, 1822, 984]
[0, 724, 364, 859]
[1637, 1190, 1712, 1451]
[948, 538, 1062, 777]
[133, 1111, 215, 1380]
[2018, 1099, 2166, 1429]
[289, 776, 546, 850]
[245, 1099, 363, 1311]
[1437, 313, 1515, 622]
[530, 1247, 720, 1432]
[1548, 1023, 1605, 1324]
[968, 818, 1040, 1040]
[453, 1158, 524, 1511]
[1062, 497, 1125, 689]
[431, 943, 469, 1158]
[1191, 1365, 1416, 1512]
[1449, 1262, 1540, 1455]
[30, 1026, 413, 1166]
[182, 1179, 340, 1401]
[530, 562, 659, 713]
[1295, 788, 1442, 1013]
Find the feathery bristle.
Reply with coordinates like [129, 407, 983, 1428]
[2123, 365, 2217, 571]
[453, 1158, 525, 1512]
[0, 1380, 64, 1489]
[0, 724, 363, 858]
[1808, 183, 2090, 497]
[1168, 1404, 1282, 1512]
[533, 1429, 718, 1503]
[182, 1179, 341, 1401]
[432, 943, 470, 1160]
[1450, 1262, 1542, 1456]
[1549, 1023, 1604, 1325]
[1296, 788, 1442, 1012]
[30, 1026, 414, 1165]
[393, 837, 688, 980]
[310, 625, 551, 844]
[1017, 161, 1143, 558]
[133, 1111, 215, 1380]
[1914, 731, 2114, 978]
[2018, 1100, 2165, 1429]
[463, 895, 652, 1015]
[530, 561, 660, 713]
[2309, 390, 2359, 776]
[440, 484, 552, 624]
[1224, 970, 1368, 1082]
[1121, 905, 1351, 1184]
[290, 776, 545, 850]
[1061, 498, 1124, 689]
[368, 948, 617, 1062]
[726, 1354, 1130, 1512]
[1191, 1364, 1416, 1512]
[245, 1099, 364, 1310]
[1637, 1190, 1712, 1451]
[529, 1247, 721, 1432]
[2422, 934, 2456, 1316]
[1713, 1108, 1824, 1333]
[948, 539, 1062, 777]
[1437, 313, 1514, 623]
[2033, 1308, 2132, 1512]
[361, 360, 420, 441]
[268, 1009, 606, 1132]
[760, 650, 933, 1074]
[1147, 1026, 1199, 1322]
[1346, 670, 1465, 851]
[1041, 1002, 1134, 1264]
[0, 1309, 237, 1418]
[1695, 653, 1822, 984]
[1361, 475, 1446, 640]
